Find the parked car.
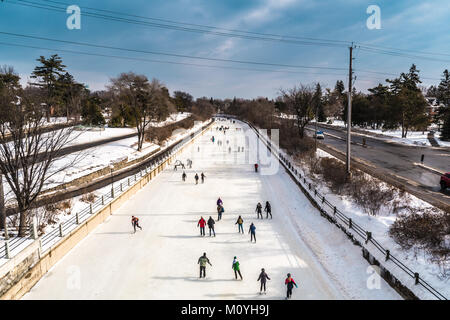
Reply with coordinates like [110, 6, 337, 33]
[315, 130, 325, 140]
[440, 173, 450, 191]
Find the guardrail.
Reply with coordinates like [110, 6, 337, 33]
[220, 115, 446, 300]
[0, 121, 211, 261]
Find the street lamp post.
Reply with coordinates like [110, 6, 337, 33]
[109, 165, 114, 198]
[0, 173, 8, 241]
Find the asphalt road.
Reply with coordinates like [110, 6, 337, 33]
[306, 124, 450, 208]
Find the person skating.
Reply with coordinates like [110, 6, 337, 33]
[235, 215, 244, 233]
[254, 163, 258, 172]
[207, 216, 216, 237]
[249, 223, 256, 243]
[217, 204, 224, 221]
[182, 171, 187, 182]
[131, 216, 142, 233]
[194, 173, 199, 184]
[285, 273, 298, 299]
[197, 217, 206, 236]
[198, 253, 212, 278]
[201, 172, 206, 183]
[264, 201, 272, 219]
[255, 202, 263, 219]
[257, 268, 271, 294]
[232, 256, 243, 280]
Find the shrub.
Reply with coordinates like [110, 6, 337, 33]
[80, 193, 96, 203]
[389, 209, 450, 262]
[318, 157, 349, 194]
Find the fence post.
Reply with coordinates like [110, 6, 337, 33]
[102, 195, 104, 205]
[31, 216, 38, 240]
[308, 183, 311, 190]
[128, 178, 130, 186]
[59, 223, 63, 237]
[76, 212, 80, 224]
[322, 196, 325, 203]
[120, 183, 123, 192]
[90, 204, 93, 214]
[385, 249, 390, 261]
[414, 273, 419, 285]
[365, 231, 372, 244]
[111, 188, 114, 198]
[349, 218, 352, 229]
[4, 240, 11, 259]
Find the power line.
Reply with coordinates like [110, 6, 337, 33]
[0, 31, 350, 71]
[0, 40, 351, 77]
[4, 0, 349, 49]
[6, 0, 449, 60]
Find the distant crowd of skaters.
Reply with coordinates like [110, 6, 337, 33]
[132, 120, 299, 299]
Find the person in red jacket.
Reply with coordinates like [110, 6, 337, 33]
[197, 217, 206, 237]
[254, 163, 258, 172]
[131, 216, 142, 233]
[285, 273, 298, 299]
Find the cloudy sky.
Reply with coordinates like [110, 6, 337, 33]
[0, 0, 449, 99]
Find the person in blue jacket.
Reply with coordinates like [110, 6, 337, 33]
[248, 223, 256, 243]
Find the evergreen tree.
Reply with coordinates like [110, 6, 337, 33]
[30, 54, 67, 121]
[441, 111, 450, 141]
[437, 69, 450, 106]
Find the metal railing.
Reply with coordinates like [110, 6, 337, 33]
[243, 119, 446, 300]
[0, 121, 211, 261]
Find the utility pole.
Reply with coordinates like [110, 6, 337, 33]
[346, 43, 354, 175]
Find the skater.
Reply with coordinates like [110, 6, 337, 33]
[235, 215, 244, 233]
[228, 147, 231, 153]
[131, 216, 142, 233]
[232, 256, 243, 280]
[217, 204, 224, 221]
[197, 216, 206, 236]
[207, 216, 216, 237]
[248, 223, 256, 243]
[217, 197, 223, 206]
[255, 202, 263, 219]
[264, 201, 272, 219]
[285, 273, 298, 299]
[198, 253, 212, 278]
[201, 172, 206, 183]
[257, 268, 271, 294]
[182, 171, 186, 182]
[254, 163, 258, 172]
[194, 173, 199, 184]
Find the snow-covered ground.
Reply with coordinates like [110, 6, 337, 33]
[23, 121, 400, 300]
[1, 113, 199, 202]
[279, 145, 448, 299]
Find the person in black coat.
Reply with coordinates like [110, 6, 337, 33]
[264, 201, 272, 219]
[207, 216, 216, 237]
[257, 268, 271, 294]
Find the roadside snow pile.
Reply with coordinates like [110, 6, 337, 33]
[325, 119, 450, 147]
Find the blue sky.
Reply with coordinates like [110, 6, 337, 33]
[0, 0, 449, 99]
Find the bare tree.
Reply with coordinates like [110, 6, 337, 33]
[108, 73, 173, 151]
[0, 68, 80, 236]
[280, 84, 315, 138]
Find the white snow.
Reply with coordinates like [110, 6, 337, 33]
[22, 120, 401, 300]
